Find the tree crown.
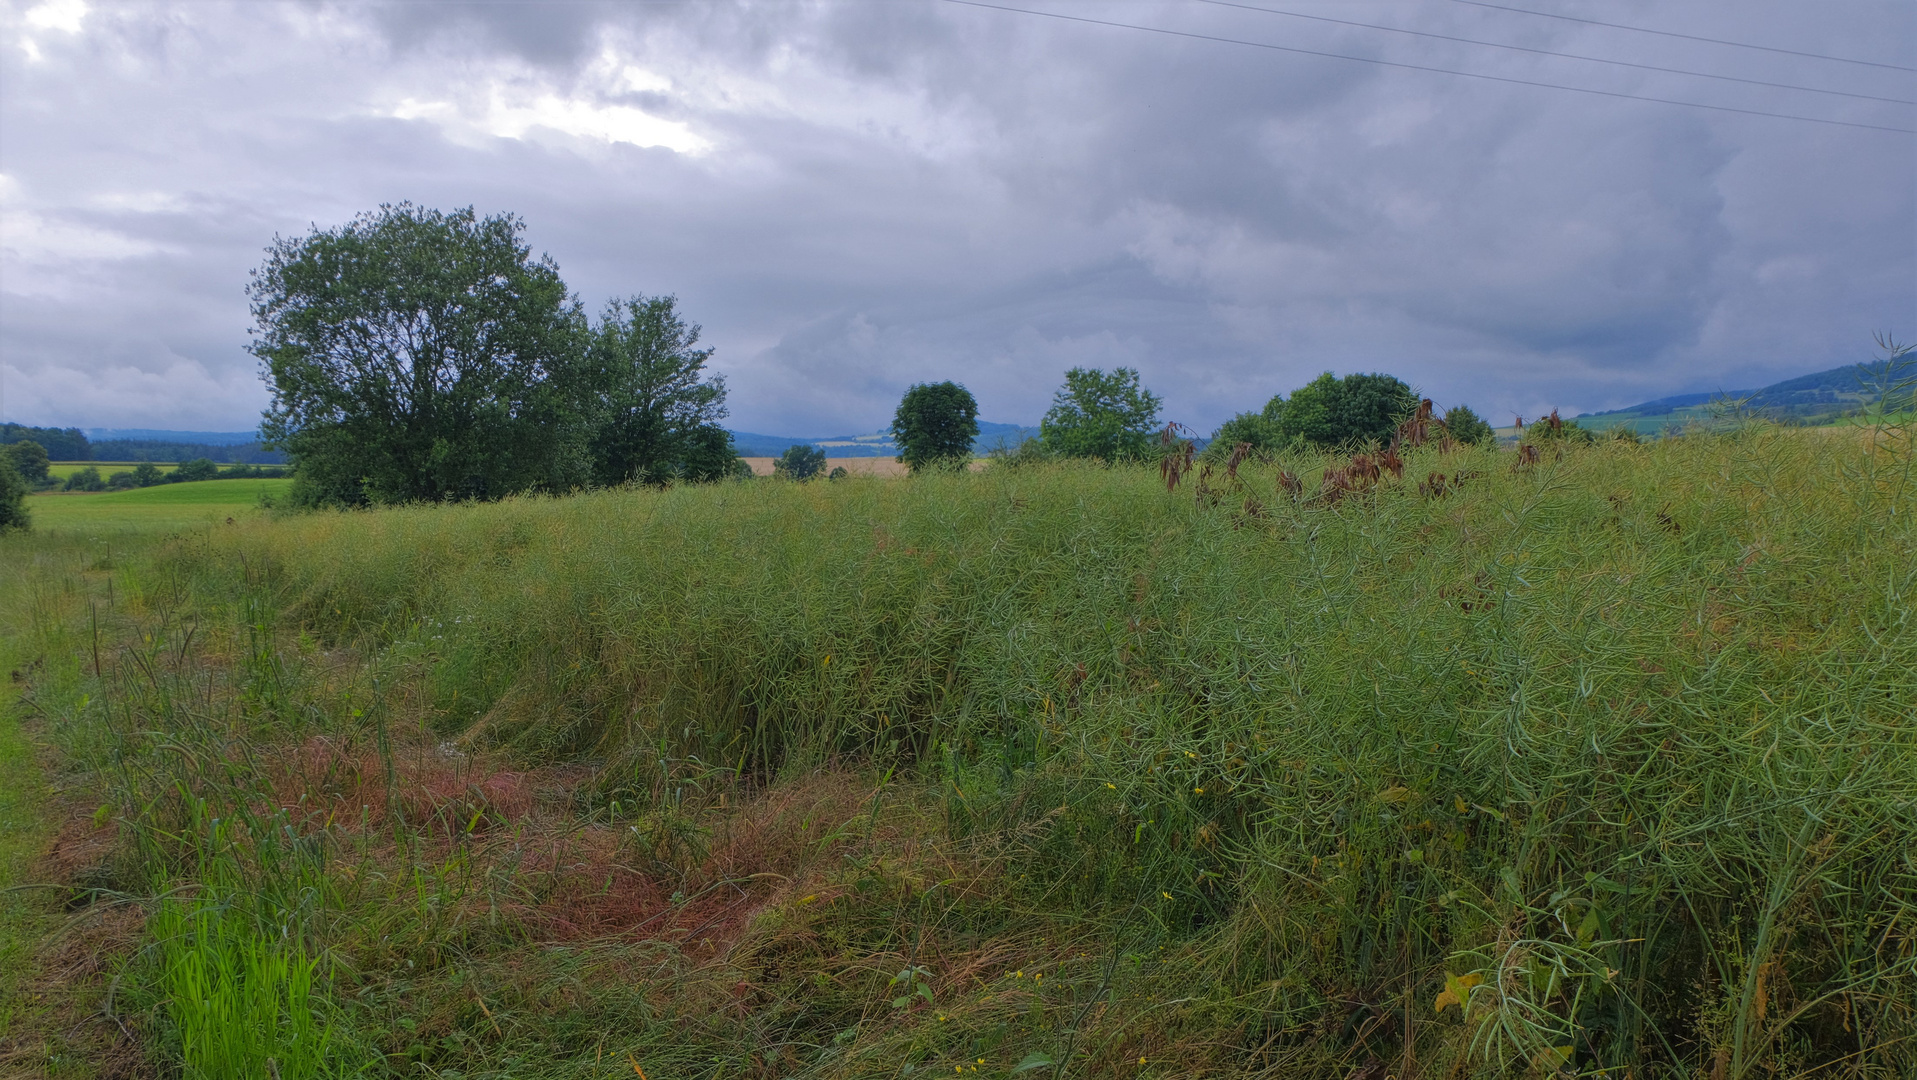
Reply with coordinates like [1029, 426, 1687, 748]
[4, 440, 50, 485]
[250, 202, 586, 506]
[774, 444, 826, 481]
[583, 294, 732, 486]
[0, 458, 29, 533]
[1271, 371, 1420, 449]
[893, 381, 980, 472]
[1441, 404, 1496, 445]
[1039, 366, 1163, 461]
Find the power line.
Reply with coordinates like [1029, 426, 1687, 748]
[1447, 0, 1917, 74]
[1189, 0, 1913, 106]
[941, 0, 1915, 134]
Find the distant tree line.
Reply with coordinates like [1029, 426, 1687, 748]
[91, 440, 287, 464]
[0, 425, 287, 465]
[1, 423, 90, 461]
[969, 365, 1496, 468]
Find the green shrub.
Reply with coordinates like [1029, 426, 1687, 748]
[1525, 410, 1596, 445]
[0, 458, 29, 531]
[985, 435, 1052, 469]
[4, 439, 51, 485]
[773, 443, 826, 481]
[173, 458, 221, 483]
[62, 465, 106, 492]
[1440, 404, 1496, 445]
[1202, 411, 1279, 461]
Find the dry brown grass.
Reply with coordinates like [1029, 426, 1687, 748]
[739, 457, 987, 477]
[740, 457, 910, 477]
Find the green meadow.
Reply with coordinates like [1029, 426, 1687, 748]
[1, 424, 1911, 1078]
[24, 478, 294, 532]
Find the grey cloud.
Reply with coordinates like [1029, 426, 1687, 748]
[1, 0, 1910, 436]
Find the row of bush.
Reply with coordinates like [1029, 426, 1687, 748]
[58, 459, 286, 492]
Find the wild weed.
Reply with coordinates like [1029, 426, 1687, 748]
[3, 423, 1910, 1076]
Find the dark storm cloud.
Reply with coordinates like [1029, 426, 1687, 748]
[2, 0, 1911, 436]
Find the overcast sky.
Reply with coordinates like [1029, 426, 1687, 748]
[1, 0, 1911, 436]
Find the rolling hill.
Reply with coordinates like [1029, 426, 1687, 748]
[1577, 360, 1911, 435]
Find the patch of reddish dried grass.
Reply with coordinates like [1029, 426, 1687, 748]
[265, 735, 578, 836]
[3, 786, 152, 1079]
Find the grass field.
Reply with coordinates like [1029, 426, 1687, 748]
[1, 423, 1911, 1078]
[0, 636, 54, 1068]
[23, 478, 294, 532]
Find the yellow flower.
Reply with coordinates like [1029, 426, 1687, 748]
[1194, 787, 1204, 794]
[1107, 783, 1117, 790]
[1161, 891, 1173, 899]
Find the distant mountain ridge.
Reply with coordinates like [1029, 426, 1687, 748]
[1578, 362, 1905, 434]
[730, 420, 1037, 458]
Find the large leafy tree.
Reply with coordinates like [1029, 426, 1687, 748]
[892, 381, 980, 472]
[1040, 366, 1163, 461]
[1270, 371, 1419, 449]
[250, 203, 588, 506]
[1203, 411, 1279, 461]
[583, 295, 736, 486]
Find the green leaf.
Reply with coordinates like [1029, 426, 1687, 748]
[1012, 1050, 1058, 1072]
[1577, 906, 1601, 944]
